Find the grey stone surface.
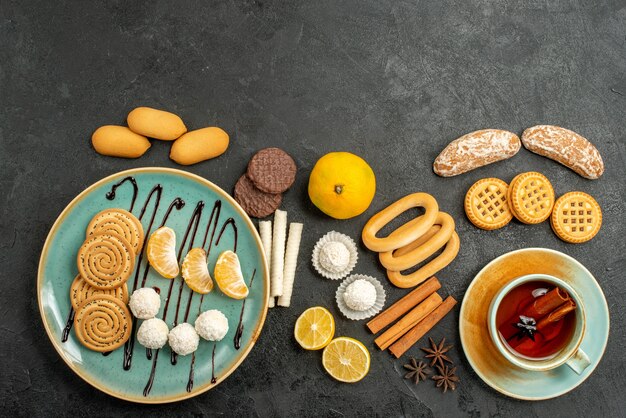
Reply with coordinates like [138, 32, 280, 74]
[1, 0, 625, 416]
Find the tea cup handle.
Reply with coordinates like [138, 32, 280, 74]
[565, 348, 591, 374]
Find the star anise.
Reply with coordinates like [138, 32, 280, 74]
[421, 337, 453, 368]
[432, 365, 460, 392]
[403, 357, 429, 384]
[512, 315, 537, 341]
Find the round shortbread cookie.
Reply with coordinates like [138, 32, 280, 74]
[464, 178, 512, 230]
[86, 208, 144, 254]
[77, 233, 135, 290]
[70, 274, 129, 310]
[73, 294, 132, 352]
[508, 172, 555, 224]
[551, 191, 602, 244]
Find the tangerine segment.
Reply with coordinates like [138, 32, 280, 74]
[294, 306, 335, 350]
[551, 191, 602, 244]
[182, 248, 214, 294]
[146, 226, 179, 279]
[322, 337, 370, 383]
[508, 172, 554, 224]
[214, 250, 249, 299]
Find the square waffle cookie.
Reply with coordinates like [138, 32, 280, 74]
[551, 191, 602, 243]
[508, 172, 555, 224]
[464, 178, 513, 230]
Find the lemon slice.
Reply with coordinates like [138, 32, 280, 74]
[294, 306, 335, 350]
[322, 337, 370, 383]
[214, 250, 249, 299]
[181, 248, 214, 294]
[146, 226, 179, 279]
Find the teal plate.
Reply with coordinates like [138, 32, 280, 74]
[38, 168, 269, 403]
[459, 248, 609, 400]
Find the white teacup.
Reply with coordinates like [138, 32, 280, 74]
[488, 274, 590, 374]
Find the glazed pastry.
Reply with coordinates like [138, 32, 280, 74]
[73, 294, 133, 352]
[69, 274, 128, 310]
[77, 233, 135, 290]
[433, 129, 521, 177]
[521, 125, 604, 179]
[86, 208, 144, 254]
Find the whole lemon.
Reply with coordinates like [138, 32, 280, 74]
[308, 152, 376, 219]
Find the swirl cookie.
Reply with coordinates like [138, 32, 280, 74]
[551, 192, 602, 243]
[464, 178, 512, 230]
[86, 208, 144, 254]
[77, 233, 135, 290]
[507, 172, 555, 224]
[73, 294, 133, 352]
[70, 274, 129, 311]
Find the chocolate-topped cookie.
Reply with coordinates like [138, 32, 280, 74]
[246, 148, 297, 194]
[234, 174, 282, 218]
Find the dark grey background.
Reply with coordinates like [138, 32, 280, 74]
[1, 0, 625, 416]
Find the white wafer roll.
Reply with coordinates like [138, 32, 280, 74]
[259, 221, 274, 308]
[270, 210, 287, 297]
[277, 223, 303, 307]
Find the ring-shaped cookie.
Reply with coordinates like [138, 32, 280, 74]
[387, 231, 460, 288]
[379, 212, 455, 271]
[362, 193, 439, 253]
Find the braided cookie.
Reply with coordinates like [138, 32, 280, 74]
[508, 172, 555, 224]
[86, 208, 144, 254]
[362, 193, 439, 252]
[379, 212, 455, 271]
[77, 233, 135, 290]
[70, 274, 129, 310]
[73, 294, 133, 352]
[464, 178, 512, 230]
[387, 232, 460, 288]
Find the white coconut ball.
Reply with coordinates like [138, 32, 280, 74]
[195, 309, 229, 341]
[137, 318, 169, 349]
[168, 323, 199, 356]
[343, 279, 377, 311]
[128, 287, 161, 319]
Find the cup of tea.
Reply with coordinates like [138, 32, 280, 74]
[487, 273, 590, 374]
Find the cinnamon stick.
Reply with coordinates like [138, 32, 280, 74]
[510, 300, 576, 350]
[389, 296, 457, 358]
[366, 276, 441, 334]
[500, 288, 571, 340]
[537, 299, 576, 329]
[374, 292, 442, 350]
